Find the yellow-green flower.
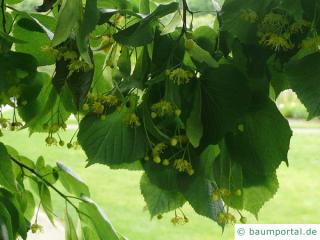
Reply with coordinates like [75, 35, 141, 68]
[259, 33, 293, 51]
[240, 9, 258, 23]
[167, 68, 194, 85]
[173, 159, 194, 175]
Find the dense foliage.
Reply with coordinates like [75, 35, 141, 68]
[0, 0, 320, 239]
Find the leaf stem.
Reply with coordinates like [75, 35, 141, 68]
[1, 0, 6, 33]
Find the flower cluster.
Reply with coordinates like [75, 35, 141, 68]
[167, 68, 194, 85]
[218, 212, 236, 225]
[83, 93, 120, 116]
[240, 9, 258, 23]
[259, 33, 293, 51]
[171, 215, 189, 225]
[124, 113, 141, 127]
[257, 12, 311, 52]
[173, 159, 194, 176]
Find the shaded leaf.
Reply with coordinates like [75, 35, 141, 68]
[51, 0, 82, 47]
[78, 109, 147, 166]
[57, 162, 90, 197]
[186, 82, 203, 147]
[140, 174, 185, 217]
[286, 53, 320, 119]
[201, 64, 251, 144]
[79, 197, 120, 240]
[0, 143, 17, 193]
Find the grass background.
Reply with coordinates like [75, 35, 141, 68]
[1, 120, 320, 240]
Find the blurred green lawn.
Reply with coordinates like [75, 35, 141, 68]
[1, 122, 320, 240]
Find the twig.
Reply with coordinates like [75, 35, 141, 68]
[1, 0, 6, 33]
[10, 156, 79, 212]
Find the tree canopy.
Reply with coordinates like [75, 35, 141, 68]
[0, 0, 320, 239]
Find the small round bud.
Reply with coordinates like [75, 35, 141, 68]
[175, 109, 182, 117]
[234, 189, 242, 196]
[59, 140, 65, 147]
[240, 216, 247, 224]
[82, 103, 89, 111]
[162, 159, 170, 166]
[153, 156, 161, 164]
[67, 143, 73, 149]
[151, 112, 157, 119]
[170, 138, 178, 146]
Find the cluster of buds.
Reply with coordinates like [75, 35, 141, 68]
[170, 135, 189, 147]
[289, 20, 311, 34]
[150, 143, 167, 164]
[212, 188, 242, 202]
[218, 212, 236, 225]
[68, 59, 91, 75]
[124, 113, 141, 127]
[83, 93, 120, 116]
[45, 136, 58, 146]
[42, 122, 67, 133]
[257, 12, 310, 52]
[30, 223, 43, 234]
[171, 215, 189, 225]
[151, 100, 181, 119]
[0, 117, 9, 129]
[167, 68, 194, 85]
[259, 33, 294, 51]
[173, 159, 194, 176]
[67, 141, 80, 150]
[240, 9, 258, 23]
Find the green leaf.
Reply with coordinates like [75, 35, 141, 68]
[113, 2, 178, 46]
[279, 0, 303, 19]
[78, 109, 147, 166]
[198, 145, 220, 181]
[286, 53, 320, 119]
[186, 40, 219, 68]
[18, 72, 71, 133]
[65, 209, 79, 240]
[214, 143, 244, 210]
[6, 0, 23, 4]
[79, 197, 120, 240]
[179, 176, 224, 223]
[18, 190, 35, 220]
[51, 0, 82, 47]
[13, 16, 56, 66]
[77, 0, 99, 64]
[160, 11, 180, 36]
[193, 26, 217, 54]
[140, 0, 150, 14]
[0, 143, 17, 193]
[0, 202, 13, 240]
[201, 64, 251, 144]
[39, 182, 55, 225]
[243, 173, 279, 217]
[225, 98, 292, 176]
[186, 82, 203, 148]
[35, 156, 58, 184]
[57, 162, 90, 197]
[140, 174, 185, 217]
[117, 47, 131, 77]
[129, 46, 151, 89]
[67, 62, 94, 108]
[221, 0, 275, 43]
